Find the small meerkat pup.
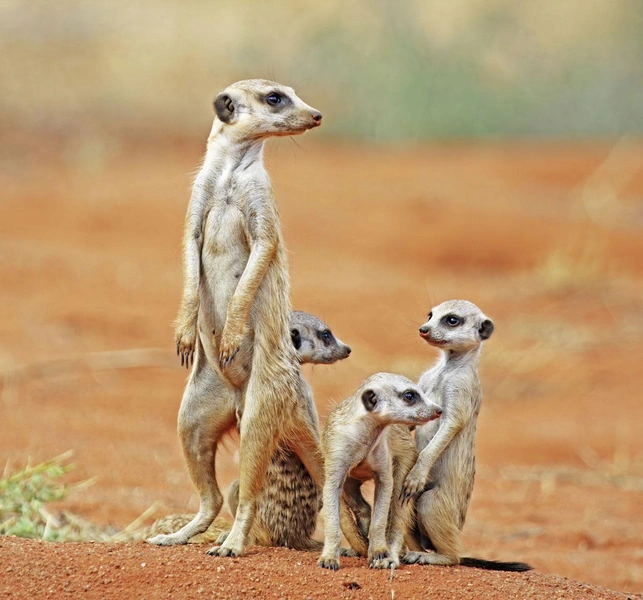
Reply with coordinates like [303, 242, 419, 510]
[401, 299, 531, 571]
[318, 373, 442, 571]
[148, 311, 351, 549]
[147, 80, 324, 558]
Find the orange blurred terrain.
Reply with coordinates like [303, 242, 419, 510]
[1, 135, 642, 594]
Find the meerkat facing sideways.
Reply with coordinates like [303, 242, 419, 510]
[318, 373, 442, 571]
[147, 80, 324, 558]
[401, 300, 531, 571]
[147, 311, 351, 548]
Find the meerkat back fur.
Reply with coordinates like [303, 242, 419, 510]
[318, 373, 442, 571]
[401, 299, 531, 572]
[147, 80, 324, 558]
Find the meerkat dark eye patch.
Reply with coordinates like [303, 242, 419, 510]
[214, 93, 235, 123]
[317, 329, 335, 346]
[290, 328, 302, 350]
[428, 311, 433, 320]
[479, 319, 494, 340]
[443, 315, 462, 327]
[361, 389, 377, 412]
[402, 390, 420, 404]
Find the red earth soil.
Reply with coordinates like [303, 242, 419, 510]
[1, 135, 642, 597]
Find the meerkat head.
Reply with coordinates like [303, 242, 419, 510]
[358, 373, 442, 426]
[212, 79, 322, 140]
[290, 310, 351, 365]
[419, 299, 494, 352]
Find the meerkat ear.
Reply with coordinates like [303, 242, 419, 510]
[290, 328, 302, 350]
[214, 93, 236, 123]
[361, 389, 377, 412]
[479, 319, 494, 340]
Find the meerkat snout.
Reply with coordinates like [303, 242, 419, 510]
[311, 111, 322, 125]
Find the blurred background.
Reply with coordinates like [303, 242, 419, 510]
[1, 0, 642, 594]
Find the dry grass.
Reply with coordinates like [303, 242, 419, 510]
[0, 452, 159, 542]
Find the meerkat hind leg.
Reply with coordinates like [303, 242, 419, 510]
[147, 361, 234, 546]
[207, 386, 283, 557]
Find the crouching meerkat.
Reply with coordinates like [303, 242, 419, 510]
[318, 373, 442, 571]
[147, 80, 324, 558]
[147, 311, 351, 548]
[401, 299, 532, 571]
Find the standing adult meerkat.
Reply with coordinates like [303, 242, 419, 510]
[148, 311, 351, 549]
[147, 80, 324, 558]
[318, 373, 442, 571]
[401, 299, 531, 571]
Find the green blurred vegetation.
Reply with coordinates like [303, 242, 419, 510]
[1, 452, 77, 540]
[2, 0, 643, 139]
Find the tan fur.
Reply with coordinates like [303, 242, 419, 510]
[318, 373, 442, 570]
[148, 311, 350, 550]
[220, 311, 351, 551]
[146, 80, 324, 558]
[402, 299, 493, 566]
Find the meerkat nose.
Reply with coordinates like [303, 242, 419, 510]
[419, 325, 429, 335]
[435, 407, 443, 416]
[345, 346, 352, 355]
[312, 112, 322, 123]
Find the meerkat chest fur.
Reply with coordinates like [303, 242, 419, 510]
[420, 354, 482, 481]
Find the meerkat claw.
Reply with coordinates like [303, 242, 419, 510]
[317, 557, 339, 571]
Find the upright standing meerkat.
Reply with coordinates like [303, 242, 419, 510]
[318, 373, 442, 571]
[147, 311, 351, 549]
[401, 299, 531, 571]
[147, 80, 324, 558]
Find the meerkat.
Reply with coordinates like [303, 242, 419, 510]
[401, 299, 531, 571]
[150, 311, 351, 548]
[146, 80, 324, 558]
[318, 373, 442, 571]
[148, 311, 351, 548]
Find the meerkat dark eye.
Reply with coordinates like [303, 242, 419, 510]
[317, 330, 334, 346]
[444, 315, 461, 327]
[266, 93, 282, 106]
[403, 390, 420, 404]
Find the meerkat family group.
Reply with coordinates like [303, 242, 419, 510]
[147, 79, 532, 573]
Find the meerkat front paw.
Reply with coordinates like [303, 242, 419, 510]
[401, 465, 428, 503]
[218, 324, 244, 369]
[175, 327, 196, 369]
[317, 555, 340, 570]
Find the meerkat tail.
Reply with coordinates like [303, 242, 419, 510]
[459, 557, 533, 572]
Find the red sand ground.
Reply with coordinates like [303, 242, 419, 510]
[1, 136, 642, 598]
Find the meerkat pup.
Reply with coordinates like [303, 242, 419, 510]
[401, 300, 531, 571]
[318, 373, 442, 571]
[148, 311, 351, 549]
[147, 80, 324, 558]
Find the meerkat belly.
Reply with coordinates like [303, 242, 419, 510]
[430, 425, 477, 527]
[199, 204, 255, 384]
